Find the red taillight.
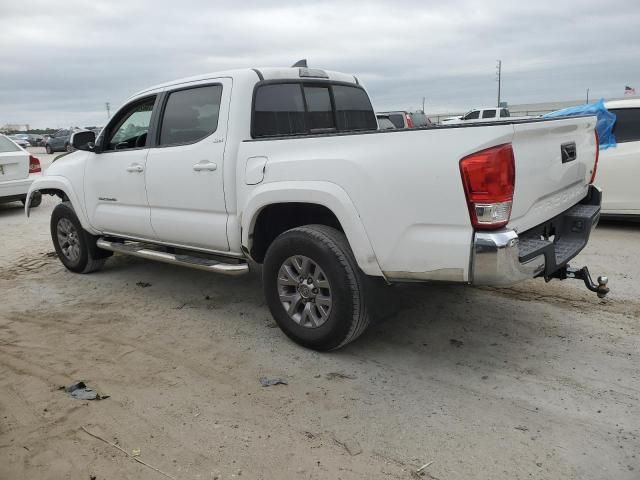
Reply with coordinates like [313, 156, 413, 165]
[459, 143, 515, 230]
[405, 114, 414, 128]
[590, 129, 599, 184]
[29, 155, 41, 174]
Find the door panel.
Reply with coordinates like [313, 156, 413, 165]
[146, 79, 231, 251]
[84, 96, 157, 238]
[598, 141, 640, 211]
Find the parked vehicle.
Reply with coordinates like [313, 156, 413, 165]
[597, 99, 640, 217]
[441, 107, 512, 124]
[378, 111, 433, 129]
[8, 135, 31, 148]
[376, 114, 397, 130]
[26, 66, 607, 350]
[0, 134, 42, 207]
[14, 133, 44, 146]
[45, 128, 80, 153]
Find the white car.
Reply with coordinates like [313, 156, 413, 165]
[597, 99, 640, 217]
[441, 107, 513, 124]
[0, 134, 42, 207]
[26, 66, 606, 350]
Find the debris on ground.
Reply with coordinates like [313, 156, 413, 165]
[325, 372, 357, 380]
[416, 461, 434, 473]
[449, 338, 464, 347]
[136, 282, 152, 288]
[132, 448, 141, 457]
[60, 381, 109, 400]
[331, 432, 362, 456]
[259, 377, 287, 387]
[514, 425, 529, 432]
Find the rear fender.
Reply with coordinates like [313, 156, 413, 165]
[242, 181, 383, 277]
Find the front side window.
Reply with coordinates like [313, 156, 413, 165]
[464, 110, 480, 120]
[482, 110, 496, 119]
[106, 97, 155, 151]
[160, 85, 223, 146]
[610, 108, 640, 143]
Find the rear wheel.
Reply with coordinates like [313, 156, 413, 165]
[50, 202, 110, 273]
[65, 143, 73, 153]
[263, 225, 370, 351]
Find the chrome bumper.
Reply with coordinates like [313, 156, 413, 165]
[471, 230, 545, 286]
[471, 186, 601, 286]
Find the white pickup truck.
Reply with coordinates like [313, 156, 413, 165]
[441, 107, 514, 124]
[26, 66, 608, 350]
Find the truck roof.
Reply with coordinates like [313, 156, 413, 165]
[129, 67, 360, 101]
[605, 98, 640, 109]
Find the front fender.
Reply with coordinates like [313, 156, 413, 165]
[241, 181, 383, 277]
[25, 175, 99, 235]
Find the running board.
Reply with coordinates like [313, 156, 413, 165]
[96, 238, 249, 276]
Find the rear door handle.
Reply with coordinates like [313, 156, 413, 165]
[126, 164, 144, 173]
[193, 161, 217, 172]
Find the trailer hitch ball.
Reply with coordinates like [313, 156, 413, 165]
[596, 276, 609, 299]
[559, 266, 610, 299]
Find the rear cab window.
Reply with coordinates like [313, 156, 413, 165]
[610, 108, 640, 143]
[252, 81, 376, 138]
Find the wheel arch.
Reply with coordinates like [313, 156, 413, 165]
[241, 181, 383, 277]
[26, 176, 98, 234]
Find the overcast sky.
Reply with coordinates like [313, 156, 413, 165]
[1, 0, 639, 128]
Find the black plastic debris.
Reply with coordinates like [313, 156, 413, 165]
[136, 282, 152, 288]
[259, 377, 287, 387]
[60, 381, 109, 400]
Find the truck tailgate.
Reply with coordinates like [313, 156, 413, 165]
[508, 116, 598, 233]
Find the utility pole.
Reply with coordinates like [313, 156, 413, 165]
[586, 88, 590, 103]
[105, 102, 111, 120]
[422, 96, 426, 113]
[496, 60, 502, 107]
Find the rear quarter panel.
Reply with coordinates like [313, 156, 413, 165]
[238, 125, 515, 282]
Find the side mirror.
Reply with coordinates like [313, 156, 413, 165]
[71, 131, 96, 152]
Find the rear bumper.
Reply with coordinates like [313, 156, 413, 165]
[471, 185, 601, 286]
[0, 178, 32, 202]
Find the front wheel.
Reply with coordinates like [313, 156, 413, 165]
[45, 144, 53, 154]
[50, 202, 110, 273]
[263, 225, 370, 351]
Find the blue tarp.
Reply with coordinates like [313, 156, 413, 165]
[543, 99, 616, 149]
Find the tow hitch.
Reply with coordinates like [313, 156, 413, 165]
[550, 265, 610, 299]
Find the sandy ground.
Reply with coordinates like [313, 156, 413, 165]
[1, 149, 638, 479]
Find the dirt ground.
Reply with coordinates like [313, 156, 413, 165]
[1, 149, 638, 480]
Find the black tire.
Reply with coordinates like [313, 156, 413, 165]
[21, 192, 41, 208]
[65, 143, 73, 153]
[45, 144, 53, 154]
[263, 225, 370, 351]
[50, 202, 111, 273]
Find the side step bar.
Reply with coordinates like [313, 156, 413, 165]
[96, 238, 249, 276]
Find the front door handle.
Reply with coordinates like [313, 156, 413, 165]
[126, 164, 144, 173]
[193, 161, 217, 172]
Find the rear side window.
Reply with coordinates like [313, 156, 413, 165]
[252, 82, 376, 138]
[610, 108, 640, 143]
[160, 85, 223, 146]
[0, 136, 21, 152]
[388, 114, 405, 128]
[253, 84, 306, 137]
[500, 109, 510, 118]
[332, 85, 377, 131]
[482, 110, 496, 119]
